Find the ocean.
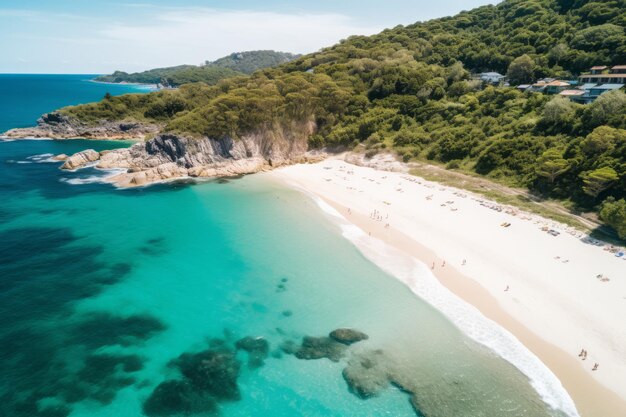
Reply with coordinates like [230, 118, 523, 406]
[0, 75, 572, 417]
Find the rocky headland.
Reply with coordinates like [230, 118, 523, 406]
[3, 112, 161, 140]
[4, 112, 326, 187]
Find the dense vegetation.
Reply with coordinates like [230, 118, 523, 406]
[94, 51, 299, 86]
[204, 51, 300, 74]
[64, 0, 626, 237]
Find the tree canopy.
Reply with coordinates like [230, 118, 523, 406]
[61, 0, 626, 238]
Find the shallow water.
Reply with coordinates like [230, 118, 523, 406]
[0, 139, 570, 417]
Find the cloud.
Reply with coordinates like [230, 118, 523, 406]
[99, 8, 382, 65]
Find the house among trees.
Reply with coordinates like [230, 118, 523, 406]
[579, 65, 626, 85]
[559, 65, 626, 104]
[478, 72, 506, 84]
[520, 79, 572, 94]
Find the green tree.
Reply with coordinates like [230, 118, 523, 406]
[580, 126, 623, 155]
[600, 198, 626, 239]
[587, 90, 626, 127]
[506, 55, 535, 85]
[542, 96, 577, 125]
[536, 149, 570, 183]
[580, 167, 619, 198]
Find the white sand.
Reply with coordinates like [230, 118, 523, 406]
[269, 157, 626, 416]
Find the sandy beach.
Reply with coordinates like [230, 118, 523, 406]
[269, 157, 626, 417]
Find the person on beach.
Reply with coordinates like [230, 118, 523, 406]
[579, 349, 584, 357]
[431, 261, 435, 270]
[505, 285, 509, 292]
[462, 259, 466, 266]
[592, 363, 599, 371]
[442, 260, 446, 267]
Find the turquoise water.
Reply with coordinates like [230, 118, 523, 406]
[0, 74, 153, 132]
[0, 76, 569, 417]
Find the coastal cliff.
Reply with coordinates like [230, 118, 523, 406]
[60, 121, 324, 187]
[3, 112, 160, 140]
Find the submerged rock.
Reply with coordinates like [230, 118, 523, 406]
[236, 336, 270, 368]
[342, 350, 390, 399]
[174, 348, 241, 401]
[294, 336, 346, 362]
[143, 380, 216, 417]
[61, 149, 100, 170]
[329, 328, 369, 345]
[279, 340, 299, 355]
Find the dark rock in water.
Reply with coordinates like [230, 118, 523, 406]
[281, 310, 293, 317]
[342, 350, 390, 399]
[236, 336, 270, 368]
[329, 328, 369, 345]
[279, 340, 299, 355]
[280, 277, 288, 283]
[143, 380, 217, 417]
[174, 349, 241, 401]
[295, 336, 346, 362]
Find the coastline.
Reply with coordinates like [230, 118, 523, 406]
[87, 78, 159, 90]
[268, 158, 626, 417]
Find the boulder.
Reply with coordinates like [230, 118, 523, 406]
[294, 336, 346, 362]
[173, 348, 241, 401]
[142, 380, 216, 417]
[61, 149, 100, 170]
[235, 336, 269, 368]
[52, 154, 68, 161]
[329, 328, 369, 345]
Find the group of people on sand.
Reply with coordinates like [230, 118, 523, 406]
[578, 349, 599, 371]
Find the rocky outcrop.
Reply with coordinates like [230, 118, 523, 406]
[2, 111, 160, 140]
[61, 149, 100, 170]
[235, 336, 270, 368]
[61, 122, 325, 187]
[329, 328, 369, 345]
[293, 336, 347, 362]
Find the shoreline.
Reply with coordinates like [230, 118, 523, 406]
[268, 158, 626, 417]
[87, 78, 159, 90]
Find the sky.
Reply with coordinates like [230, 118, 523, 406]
[0, 1, 499, 74]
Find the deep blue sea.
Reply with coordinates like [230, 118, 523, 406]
[0, 74, 154, 133]
[0, 75, 570, 417]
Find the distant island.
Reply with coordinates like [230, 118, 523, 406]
[94, 50, 300, 87]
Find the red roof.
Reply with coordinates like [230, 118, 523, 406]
[546, 81, 570, 87]
[613, 65, 626, 70]
[591, 66, 607, 70]
[560, 90, 585, 96]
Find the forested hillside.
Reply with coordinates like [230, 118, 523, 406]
[94, 51, 299, 86]
[206, 50, 300, 74]
[63, 0, 626, 237]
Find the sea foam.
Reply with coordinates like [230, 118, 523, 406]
[311, 195, 580, 417]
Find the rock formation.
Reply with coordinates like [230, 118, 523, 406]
[235, 336, 270, 368]
[329, 328, 369, 345]
[342, 350, 391, 399]
[293, 336, 347, 362]
[61, 149, 100, 170]
[56, 122, 324, 187]
[3, 112, 160, 140]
